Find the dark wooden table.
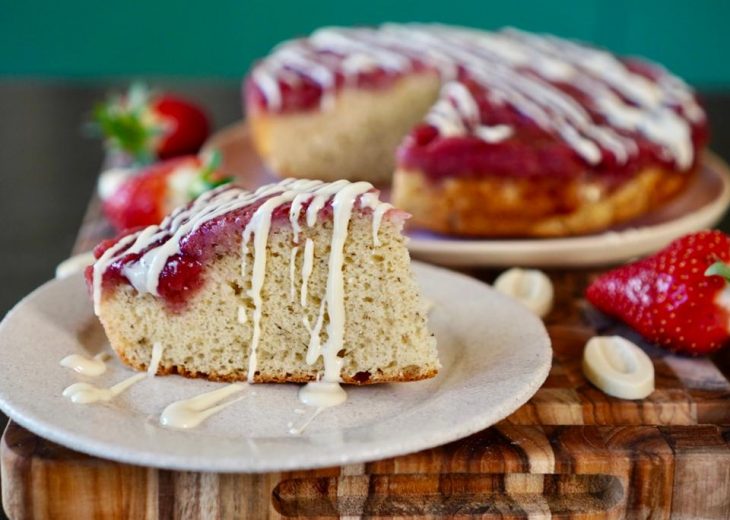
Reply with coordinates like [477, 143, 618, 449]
[2, 83, 730, 519]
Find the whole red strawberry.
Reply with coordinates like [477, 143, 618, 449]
[586, 230, 730, 355]
[92, 83, 210, 162]
[101, 152, 229, 231]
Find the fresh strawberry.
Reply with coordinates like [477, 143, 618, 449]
[586, 230, 730, 355]
[101, 151, 229, 230]
[92, 83, 210, 162]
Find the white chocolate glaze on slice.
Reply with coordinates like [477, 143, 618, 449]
[160, 383, 247, 429]
[298, 381, 348, 408]
[300, 238, 315, 306]
[289, 246, 299, 302]
[148, 342, 165, 376]
[93, 234, 138, 315]
[90, 179, 393, 385]
[360, 192, 393, 247]
[289, 381, 348, 435]
[60, 353, 108, 377]
[62, 373, 146, 404]
[303, 300, 326, 365]
[243, 192, 302, 382]
[319, 182, 375, 382]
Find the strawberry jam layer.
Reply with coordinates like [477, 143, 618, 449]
[245, 61, 433, 114]
[396, 62, 708, 180]
[397, 112, 708, 181]
[86, 190, 379, 311]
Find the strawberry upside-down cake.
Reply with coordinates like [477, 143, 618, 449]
[87, 178, 439, 384]
[244, 24, 708, 237]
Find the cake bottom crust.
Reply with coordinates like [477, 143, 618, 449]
[392, 167, 692, 237]
[116, 348, 438, 385]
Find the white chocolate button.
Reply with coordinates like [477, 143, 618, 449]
[97, 167, 135, 200]
[55, 251, 95, 279]
[582, 336, 654, 400]
[493, 268, 554, 318]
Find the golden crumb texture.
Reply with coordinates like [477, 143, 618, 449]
[249, 73, 440, 186]
[97, 216, 440, 384]
[392, 167, 691, 237]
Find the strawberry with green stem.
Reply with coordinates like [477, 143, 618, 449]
[92, 83, 210, 163]
[101, 150, 230, 231]
[586, 230, 730, 355]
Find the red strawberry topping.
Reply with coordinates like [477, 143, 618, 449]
[586, 230, 730, 355]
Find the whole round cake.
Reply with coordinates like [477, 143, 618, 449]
[244, 24, 708, 237]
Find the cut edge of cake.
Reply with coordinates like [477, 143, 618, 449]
[90, 178, 440, 385]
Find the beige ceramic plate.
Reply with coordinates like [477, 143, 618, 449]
[206, 122, 730, 267]
[0, 262, 551, 473]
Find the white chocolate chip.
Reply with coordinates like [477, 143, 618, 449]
[55, 251, 95, 279]
[493, 268, 554, 318]
[582, 336, 654, 400]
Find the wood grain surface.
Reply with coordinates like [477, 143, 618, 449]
[4, 157, 730, 518]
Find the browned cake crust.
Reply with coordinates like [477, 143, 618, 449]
[392, 167, 692, 237]
[115, 347, 438, 385]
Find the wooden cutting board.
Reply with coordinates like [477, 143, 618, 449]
[3, 153, 730, 519]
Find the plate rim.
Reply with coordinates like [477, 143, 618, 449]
[0, 261, 551, 473]
[407, 151, 730, 264]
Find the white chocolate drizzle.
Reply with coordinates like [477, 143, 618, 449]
[289, 380, 348, 435]
[60, 353, 108, 377]
[160, 383, 248, 429]
[63, 373, 146, 404]
[91, 179, 393, 389]
[299, 381, 347, 408]
[303, 300, 326, 365]
[62, 343, 165, 404]
[250, 24, 704, 170]
[289, 246, 299, 301]
[300, 238, 315, 306]
[361, 192, 393, 247]
[148, 342, 165, 376]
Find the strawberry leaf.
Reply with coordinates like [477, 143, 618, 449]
[188, 149, 232, 199]
[705, 261, 730, 283]
[89, 83, 162, 164]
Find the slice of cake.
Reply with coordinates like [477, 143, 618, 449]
[87, 178, 439, 384]
[245, 24, 708, 236]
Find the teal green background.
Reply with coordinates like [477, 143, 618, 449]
[2, 0, 729, 87]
